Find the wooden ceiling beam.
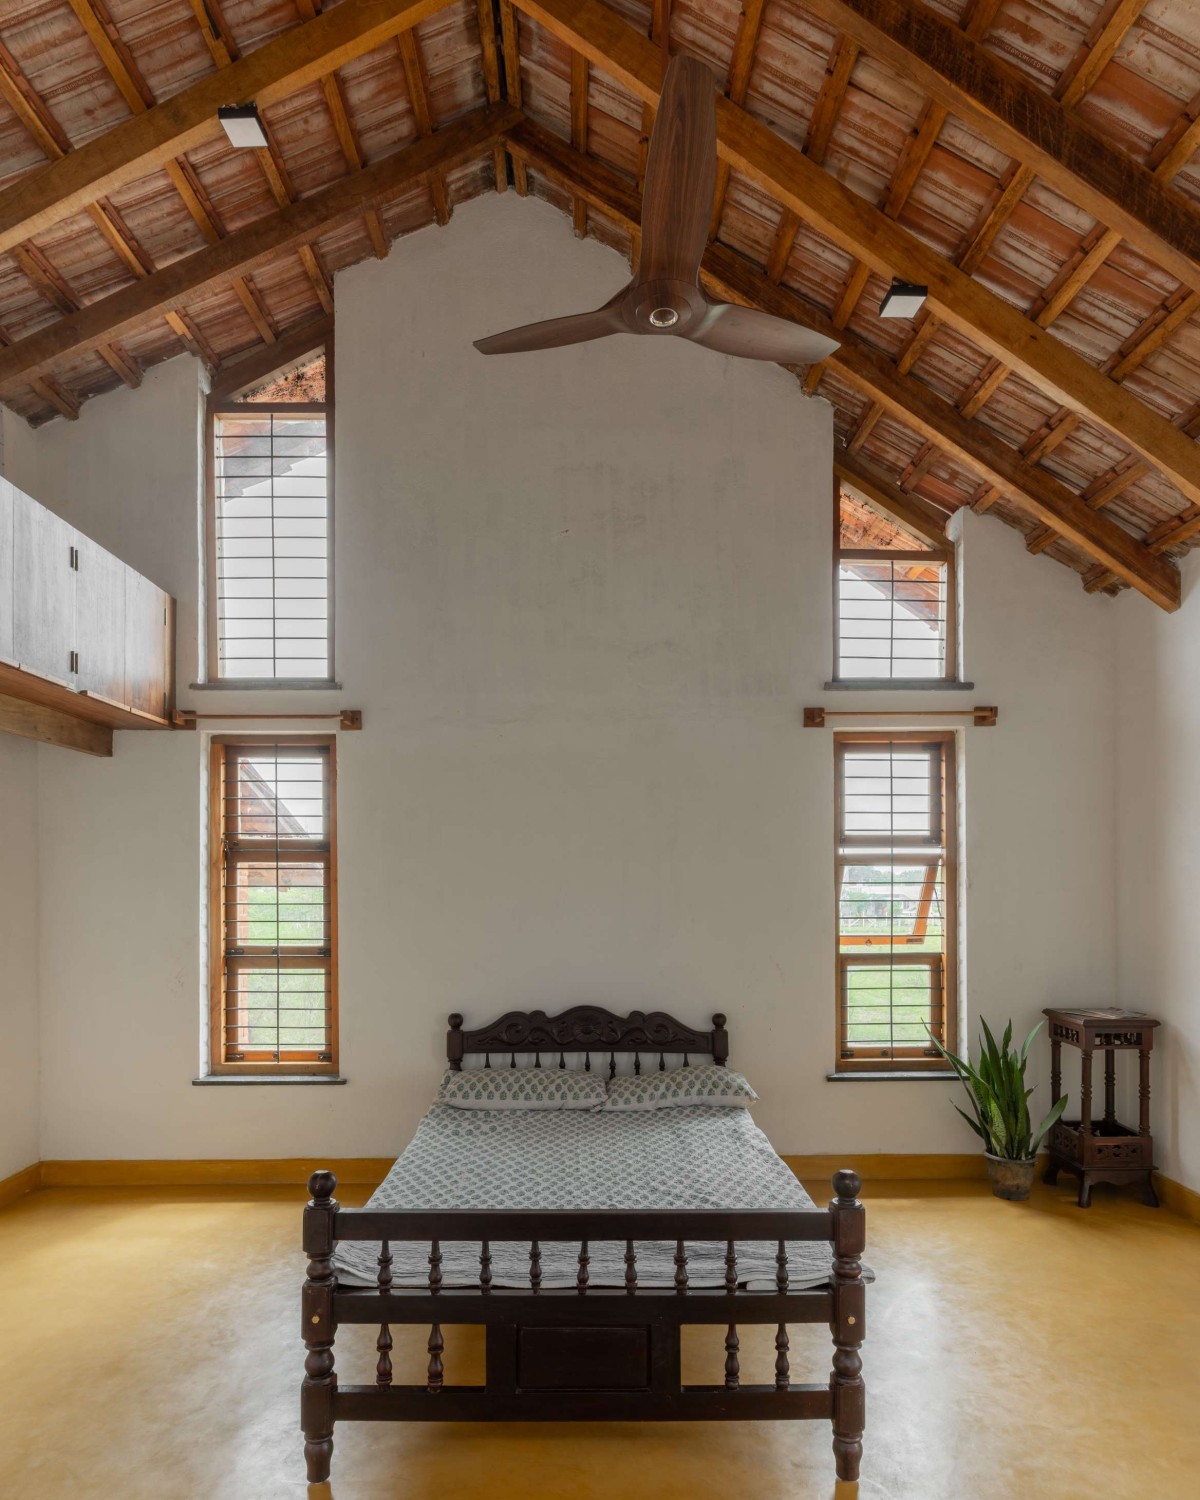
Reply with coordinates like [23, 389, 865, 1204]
[12, 242, 141, 389]
[709, 0, 766, 237]
[0, 39, 73, 158]
[476, 0, 509, 192]
[796, 0, 1200, 296]
[0, 103, 516, 394]
[499, 1, 528, 193]
[803, 36, 859, 168]
[570, 50, 590, 237]
[397, 29, 452, 225]
[0, 0, 456, 258]
[1055, 0, 1149, 111]
[631, 0, 667, 268]
[513, 0, 1200, 514]
[505, 116, 1180, 610]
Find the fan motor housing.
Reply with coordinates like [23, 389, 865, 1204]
[627, 279, 706, 334]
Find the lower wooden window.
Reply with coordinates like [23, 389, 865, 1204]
[208, 737, 338, 1075]
[834, 732, 956, 1073]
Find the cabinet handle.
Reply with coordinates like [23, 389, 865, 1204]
[69, 649, 79, 674]
[69, 545, 79, 570]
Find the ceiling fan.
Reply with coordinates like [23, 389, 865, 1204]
[473, 54, 839, 366]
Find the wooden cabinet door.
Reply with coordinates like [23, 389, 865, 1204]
[124, 570, 171, 719]
[76, 534, 127, 703]
[13, 489, 76, 686]
[0, 481, 14, 666]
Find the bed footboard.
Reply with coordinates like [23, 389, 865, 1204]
[301, 1170, 865, 1484]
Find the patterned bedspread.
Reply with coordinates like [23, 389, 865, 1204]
[332, 1103, 840, 1291]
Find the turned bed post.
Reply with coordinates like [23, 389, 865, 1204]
[829, 1169, 865, 1483]
[302, 1170, 339, 1484]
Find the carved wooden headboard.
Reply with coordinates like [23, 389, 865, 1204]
[446, 1006, 729, 1075]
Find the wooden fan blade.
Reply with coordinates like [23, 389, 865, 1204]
[686, 301, 840, 364]
[474, 300, 626, 355]
[635, 55, 718, 287]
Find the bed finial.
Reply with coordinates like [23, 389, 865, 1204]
[712, 1013, 730, 1067]
[832, 1169, 862, 1202]
[308, 1169, 337, 1203]
[447, 1014, 465, 1072]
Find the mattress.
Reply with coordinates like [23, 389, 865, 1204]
[332, 1102, 839, 1291]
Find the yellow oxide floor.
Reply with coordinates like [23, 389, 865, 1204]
[1, 1177, 1198, 1500]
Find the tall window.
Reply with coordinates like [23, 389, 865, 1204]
[834, 485, 956, 682]
[207, 738, 338, 1075]
[206, 345, 333, 682]
[834, 733, 956, 1073]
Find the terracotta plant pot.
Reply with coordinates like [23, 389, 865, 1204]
[985, 1153, 1036, 1201]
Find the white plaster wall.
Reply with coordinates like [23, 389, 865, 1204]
[0, 736, 39, 1177]
[1116, 557, 1200, 1192]
[4, 193, 1118, 1162]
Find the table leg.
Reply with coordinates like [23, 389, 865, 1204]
[1080, 1046, 1093, 1136]
[1104, 1049, 1115, 1126]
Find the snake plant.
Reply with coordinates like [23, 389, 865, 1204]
[930, 1018, 1068, 1161]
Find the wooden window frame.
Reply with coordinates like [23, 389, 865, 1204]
[207, 733, 339, 1077]
[832, 479, 958, 686]
[833, 730, 957, 1075]
[204, 341, 335, 687]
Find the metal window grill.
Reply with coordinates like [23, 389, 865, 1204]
[835, 737, 954, 1065]
[836, 553, 950, 680]
[213, 409, 330, 680]
[218, 742, 333, 1064]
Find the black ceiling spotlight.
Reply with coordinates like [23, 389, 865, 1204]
[879, 278, 928, 318]
[218, 104, 268, 149]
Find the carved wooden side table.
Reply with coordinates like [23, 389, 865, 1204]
[1041, 1007, 1159, 1208]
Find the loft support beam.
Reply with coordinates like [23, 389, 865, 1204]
[0, 0, 455, 257]
[505, 117, 1181, 611]
[0, 693, 112, 756]
[513, 0, 1200, 514]
[0, 105, 516, 392]
[799, 0, 1200, 296]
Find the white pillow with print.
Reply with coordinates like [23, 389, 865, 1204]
[438, 1067, 606, 1110]
[602, 1064, 757, 1111]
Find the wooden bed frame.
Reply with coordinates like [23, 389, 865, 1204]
[301, 1007, 866, 1483]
